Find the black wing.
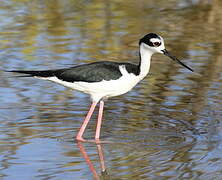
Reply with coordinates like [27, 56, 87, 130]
[8, 61, 139, 83]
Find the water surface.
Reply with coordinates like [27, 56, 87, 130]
[0, 0, 222, 179]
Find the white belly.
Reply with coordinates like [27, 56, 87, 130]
[43, 73, 142, 102]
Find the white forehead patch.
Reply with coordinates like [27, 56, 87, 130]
[150, 38, 161, 43]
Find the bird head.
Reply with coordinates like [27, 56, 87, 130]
[139, 33, 193, 72]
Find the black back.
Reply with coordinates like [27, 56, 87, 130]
[57, 61, 140, 82]
[9, 61, 140, 83]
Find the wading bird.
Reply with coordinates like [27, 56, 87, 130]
[8, 33, 193, 142]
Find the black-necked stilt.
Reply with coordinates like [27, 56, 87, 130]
[8, 33, 193, 142]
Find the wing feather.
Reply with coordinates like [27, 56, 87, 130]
[7, 61, 139, 82]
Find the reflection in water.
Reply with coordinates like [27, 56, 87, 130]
[0, 0, 222, 179]
[77, 142, 108, 180]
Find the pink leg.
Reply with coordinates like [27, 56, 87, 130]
[95, 101, 104, 141]
[76, 102, 98, 141]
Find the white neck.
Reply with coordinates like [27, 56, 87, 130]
[138, 44, 154, 78]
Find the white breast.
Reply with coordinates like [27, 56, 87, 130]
[40, 65, 142, 103]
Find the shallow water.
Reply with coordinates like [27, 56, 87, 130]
[0, 0, 222, 179]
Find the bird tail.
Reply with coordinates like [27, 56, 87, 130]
[5, 70, 56, 78]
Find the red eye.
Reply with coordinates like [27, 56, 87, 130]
[153, 42, 161, 47]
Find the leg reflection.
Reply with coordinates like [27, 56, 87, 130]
[97, 143, 106, 172]
[77, 142, 109, 180]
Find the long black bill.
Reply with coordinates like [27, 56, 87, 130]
[162, 49, 193, 72]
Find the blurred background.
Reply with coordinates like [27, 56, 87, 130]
[0, 0, 222, 179]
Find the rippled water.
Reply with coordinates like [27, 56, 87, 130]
[0, 0, 222, 179]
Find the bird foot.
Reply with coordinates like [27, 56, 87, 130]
[76, 137, 113, 144]
[76, 137, 86, 142]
